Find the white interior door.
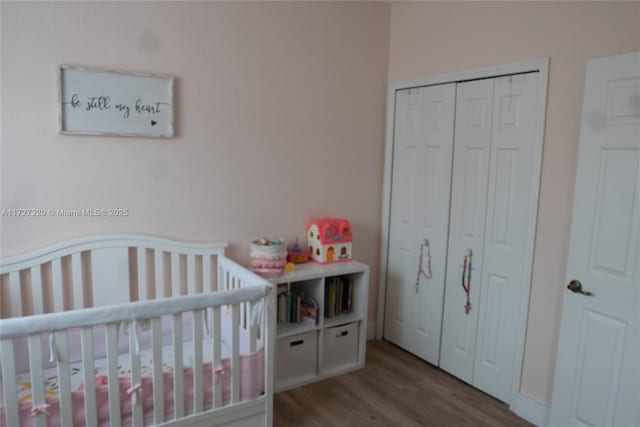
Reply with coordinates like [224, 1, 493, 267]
[549, 51, 640, 427]
[473, 72, 541, 403]
[384, 83, 455, 365]
[440, 78, 494, 383]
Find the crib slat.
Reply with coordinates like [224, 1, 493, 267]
[106, 324, 122, 427]
[55, 331, 73, 426]
[72, 253, 84, 309]
[137, 247, 147, 301]
[1, 339, 19, 427]
[240, 282, 246, 330]
[231, 303, 240, 404]
[248, 300, 258, 353]
[173, 313, 184, 418]
[212, 306, 221, 409]
[51, 258, 65, 312]
[155, 250, 165, 299]
[31, 266, 45, 315]
[163, 252, 172, 297]
[187, 254, 196, 296]
[260, 302, 266, 351]
[203, 255, 212, 292]
[219, 269, 225, 292]
[28, 335, 47, 427]
[217, 264, 224, 293]
[193, 310, 204, 413]
[151, 318, 164, 423]
[130, 321, 144, 427]
[8, 271, 21, 317]
[81, 327, 97, 425]
[171, 253, 180, 298]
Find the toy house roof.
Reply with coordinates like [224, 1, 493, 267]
[307, 218, 353, 244]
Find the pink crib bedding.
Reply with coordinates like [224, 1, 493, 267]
[1, 348, 264, 427]
[1, 312, 265, 426]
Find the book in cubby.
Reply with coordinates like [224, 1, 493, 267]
[324, 275, 355, 319]
[277, 283, 320, 332]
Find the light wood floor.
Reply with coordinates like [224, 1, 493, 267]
[274, 340, 533, 427]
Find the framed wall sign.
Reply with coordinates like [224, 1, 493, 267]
[58, 65, 174, 137]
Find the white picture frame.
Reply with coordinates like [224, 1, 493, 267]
[58, 65, 174, 137]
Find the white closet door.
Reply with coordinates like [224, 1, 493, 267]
[440, 79, 495, 382]
[473, 72, 540, 403]
[384, 83, 455, 365]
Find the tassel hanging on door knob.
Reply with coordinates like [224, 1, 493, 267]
[414, 238, 433, 293]
[461, 249, 473, 314]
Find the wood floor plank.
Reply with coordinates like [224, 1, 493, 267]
[274, 340, 533, 427]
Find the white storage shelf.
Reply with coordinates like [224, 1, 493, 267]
[269, 261, 369, 392]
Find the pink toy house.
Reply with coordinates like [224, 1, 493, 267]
[307, 218, 353, 263]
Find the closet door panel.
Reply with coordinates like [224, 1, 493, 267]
[384, 84, 456, 365]
[413, 86, 456, 364]
[385, 89, 419, 353]
[440, 79, 495, 382]
[473, 73, 541, 402]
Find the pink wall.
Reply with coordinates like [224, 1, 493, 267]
[388, 1, 640, 404]
[0, 1, 390, 319]
[3, 0, 639, 409]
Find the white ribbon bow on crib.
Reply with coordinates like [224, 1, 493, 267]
[214, 365, 225, 384]
[30, 403, 51, 417]
[127, 383, 143, 405]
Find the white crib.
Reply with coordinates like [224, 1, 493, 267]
[0, 235, 276, 427]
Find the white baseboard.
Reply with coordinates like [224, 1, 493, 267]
[511, 393, 549, 427]
[367, 320, 376, 340]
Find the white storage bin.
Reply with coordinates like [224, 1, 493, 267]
[276, 331, 318, 386]
[322, 322, 359, 373]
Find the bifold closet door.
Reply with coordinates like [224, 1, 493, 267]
[440, 73, 541, 403]
[440, 78, 495, 382]
[384, 84, 455, 365]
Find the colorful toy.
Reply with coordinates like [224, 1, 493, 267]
[287, 238, 309, 264]
[307, 218, 353, 264]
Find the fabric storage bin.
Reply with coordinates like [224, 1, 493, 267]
[322, 322, 358, 373]
[276, 331, 317, 385]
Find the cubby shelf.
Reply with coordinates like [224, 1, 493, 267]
[268, 261, 369, 392]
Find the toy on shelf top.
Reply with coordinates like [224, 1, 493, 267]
[307, 218, 353, 264]
[250, 237, 287, 278]
[287, 238, 309, 264]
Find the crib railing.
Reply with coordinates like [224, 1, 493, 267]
[0, 282, 273, 427]
[0, 235, 230, 318]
